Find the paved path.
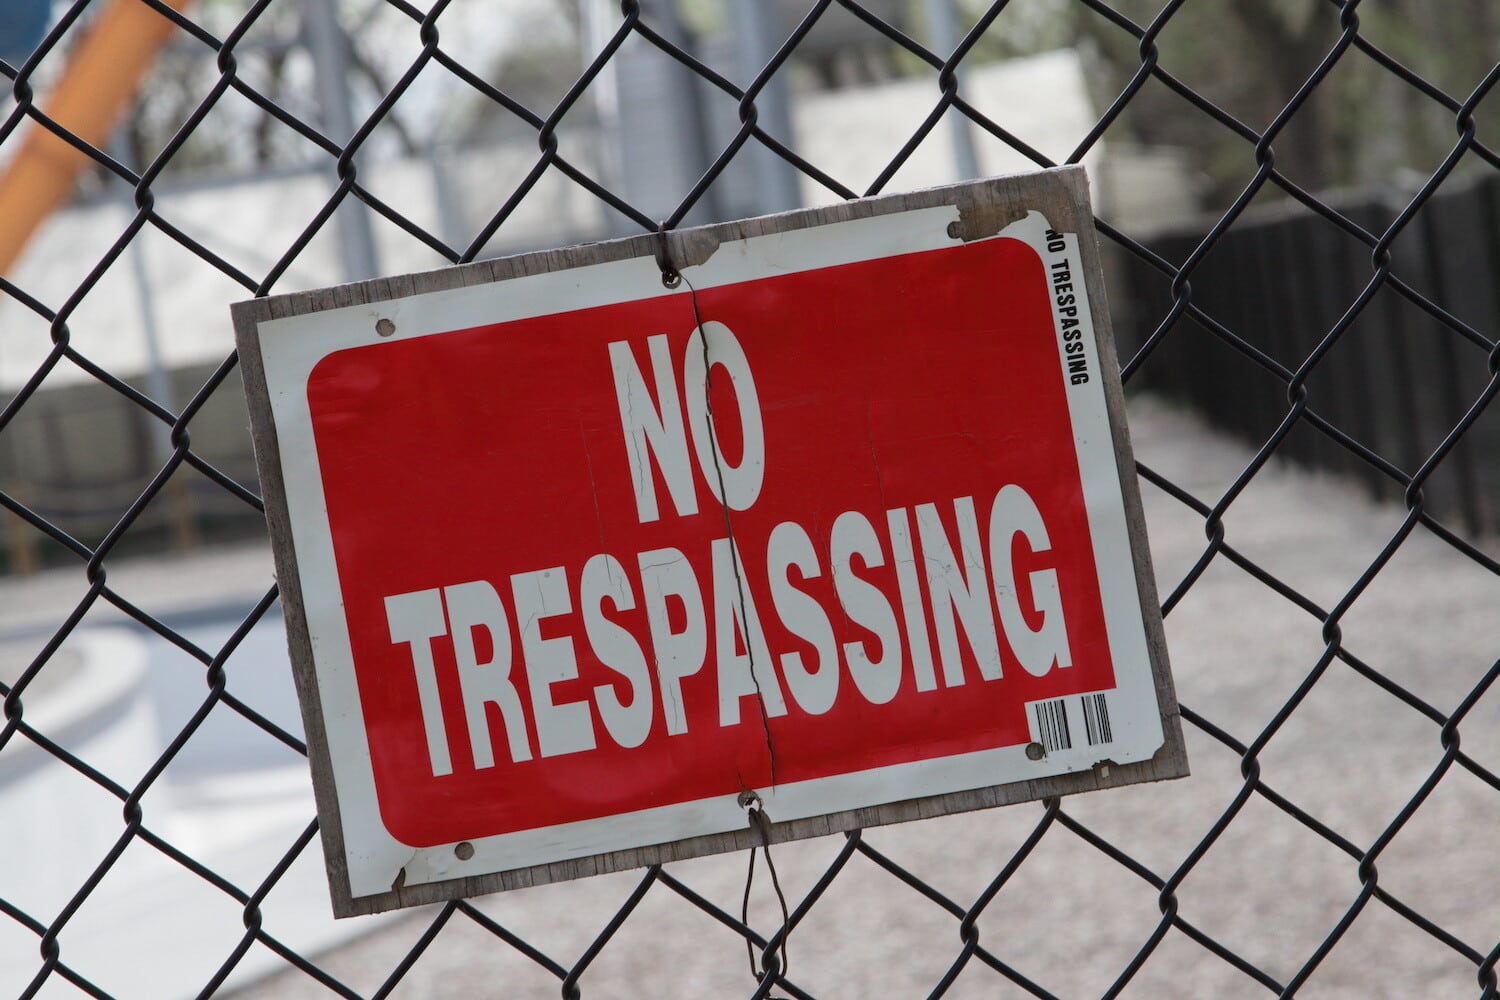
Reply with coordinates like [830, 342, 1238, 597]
[4, 396, 1496, 998]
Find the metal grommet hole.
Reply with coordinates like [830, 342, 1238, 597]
[661, 271, 682, 289]
[454, 841, 475, 860]
[1025, 742, 1045, 761]
[376, 318, 396, 337]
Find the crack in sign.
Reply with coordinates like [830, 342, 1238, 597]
[678, 268, 780, 789]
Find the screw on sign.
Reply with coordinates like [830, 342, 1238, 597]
[232, 166, 1186, 918]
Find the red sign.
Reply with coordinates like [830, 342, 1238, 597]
[236, 175, 1181, 915]
[312, 235, 1108, 846]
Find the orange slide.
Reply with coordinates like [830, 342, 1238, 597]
[0, 0, 194, 275]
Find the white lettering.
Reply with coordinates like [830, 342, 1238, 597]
[830, 510, 903, 704]
[639, 548, 706, 735]
[989, 485, 1073, 676]
[581, 554, 654, 749]
[767, 521, 839, 715]
[609, 335, 698, 522]
[711, 536, 787, 725]
[917, 498, 1002, 685]
[384, 588, 453, 777]
[886, 508, 936, 692]
[681, 321, 766, 511]
[511, 568, 598, 758]
[444, 580, 532, 767]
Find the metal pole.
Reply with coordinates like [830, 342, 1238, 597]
[730, 3, 801, 214]
[111, 134, 174, 465]
[590, 0, 718, 230]
[428, 144, 468, 256]
[303, 0, 379, 281]
[113, 131, 200, 548]
[925, 0, 982, 181]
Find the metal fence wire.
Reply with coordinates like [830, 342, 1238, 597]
[1, 0, 1498, 998]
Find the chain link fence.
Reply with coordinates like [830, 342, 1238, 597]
[1, 1, 1497, 997]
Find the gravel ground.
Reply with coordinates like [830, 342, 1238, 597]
[5, 395, 1496, 999]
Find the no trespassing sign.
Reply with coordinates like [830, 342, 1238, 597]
[234, 166, 1186, 917]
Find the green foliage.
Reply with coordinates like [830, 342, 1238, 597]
[1066, 0, 1500, 206]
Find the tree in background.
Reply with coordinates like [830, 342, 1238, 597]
[1064, 0, 1500, 207]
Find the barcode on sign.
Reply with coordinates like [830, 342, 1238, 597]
[1082, 692, 1113, 746]
[1032, 698, 1073, 754]
[1029, 693, 1116, 755]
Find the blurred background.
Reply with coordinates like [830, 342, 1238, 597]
[0, 2, 1496, 998]
[2, 0, 1497, 570]
[0, 1, 1497, 563]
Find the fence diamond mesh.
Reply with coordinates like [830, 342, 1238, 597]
[0, 1, 1497, 998]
